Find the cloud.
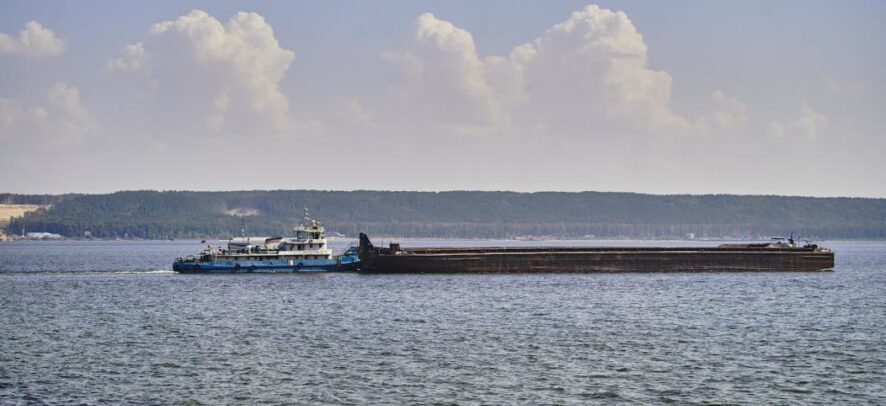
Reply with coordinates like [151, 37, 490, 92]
[384, 6, 698, 137]
[46, 82, 93, 139]
[0, 98, 46, 137]
[383, 13, 522, 134]
[696, 90, 748, 132]
[108, 10, 297, 137]
[514, 5, 690, 133]
[342, 99, 376, 127]
[107, 42, 146, 73]
[769, 105, 828, 138]
[0, 82, 93, 142]
[0, 21, 65, 58]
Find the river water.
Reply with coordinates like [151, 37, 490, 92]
[1, 240, 883, 405]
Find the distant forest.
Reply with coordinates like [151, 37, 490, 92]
[4, 190, 886, 240]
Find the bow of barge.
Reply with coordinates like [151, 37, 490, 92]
[357, 233, 834, 273]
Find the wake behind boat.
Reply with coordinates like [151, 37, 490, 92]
[172, 211, 358, 273]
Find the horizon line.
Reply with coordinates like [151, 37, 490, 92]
[2, 189, 885, 200]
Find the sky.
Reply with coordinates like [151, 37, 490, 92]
[1, 1, 884, 197]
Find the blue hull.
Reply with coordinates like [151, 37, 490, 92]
[173, 252, 360, 274]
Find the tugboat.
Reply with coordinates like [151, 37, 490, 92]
[173, 209, 359, 273]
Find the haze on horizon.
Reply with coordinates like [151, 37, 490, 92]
[1, 1, 884, 197]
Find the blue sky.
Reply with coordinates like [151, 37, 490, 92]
[1, 1, 884, 196]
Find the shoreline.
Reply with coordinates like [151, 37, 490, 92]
[2, 237, 883, 242]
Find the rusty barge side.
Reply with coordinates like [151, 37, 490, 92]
[356, 234, 835, 273]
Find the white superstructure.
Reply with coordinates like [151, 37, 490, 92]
[271, 219, 333, 259]
[219, 209, 333, 261]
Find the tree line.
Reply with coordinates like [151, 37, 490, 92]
[5, 190, 885, 239]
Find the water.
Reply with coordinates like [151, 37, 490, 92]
[1, 240, 884, 405]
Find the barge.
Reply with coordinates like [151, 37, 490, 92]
[357, 234, 834, 273]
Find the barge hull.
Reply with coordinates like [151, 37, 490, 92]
[357, 234, 834, 273]
[360, 251, 834, 273]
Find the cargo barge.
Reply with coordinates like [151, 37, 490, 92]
[357, 234, 834, 273]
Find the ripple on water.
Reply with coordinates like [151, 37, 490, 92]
[0, 240, 884, 404]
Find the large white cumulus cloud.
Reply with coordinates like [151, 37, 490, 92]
[514, 5, 690, 133]
[0, 21, 65, 58]
[382, 6, 685, 136]
[108, 10, 297, 136]
[383, 13, 524, 134]
[384, 5, 750, 137]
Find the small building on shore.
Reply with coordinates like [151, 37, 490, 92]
[25, 232, 63, 240]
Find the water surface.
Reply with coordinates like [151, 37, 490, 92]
[1, 240, 883, 404]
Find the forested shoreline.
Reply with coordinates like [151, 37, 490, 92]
[3, 190, 885, 240]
